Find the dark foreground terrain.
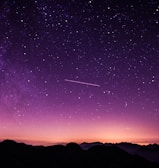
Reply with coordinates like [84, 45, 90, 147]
[0, 140, 159, 168]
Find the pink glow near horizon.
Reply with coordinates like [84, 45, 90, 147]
[0, 107, 159, 145]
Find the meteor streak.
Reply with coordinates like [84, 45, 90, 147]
[64, 79, 100, 87]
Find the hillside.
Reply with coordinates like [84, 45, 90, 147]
[0, 140, 159, 168]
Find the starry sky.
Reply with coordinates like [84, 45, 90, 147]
[0, 0, 159, 145]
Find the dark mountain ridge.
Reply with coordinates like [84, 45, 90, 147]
[80, 141, 159, 163]
[0, 139, 159, 168]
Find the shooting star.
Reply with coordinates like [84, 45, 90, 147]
[64, 79, 100, 87]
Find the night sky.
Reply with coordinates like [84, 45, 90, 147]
[0, 0, 159, 145]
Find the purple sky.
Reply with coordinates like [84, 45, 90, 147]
[0, 0, 159, 145]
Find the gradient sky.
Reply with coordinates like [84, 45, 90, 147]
[0, 0, 159, 145]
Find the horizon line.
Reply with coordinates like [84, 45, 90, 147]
[1, 138, 159, 147]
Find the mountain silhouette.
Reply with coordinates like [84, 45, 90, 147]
[80, 141, 159, 164]
[0, 139, 159, 168]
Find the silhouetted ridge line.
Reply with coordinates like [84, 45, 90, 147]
[0, 140, 159, 168]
